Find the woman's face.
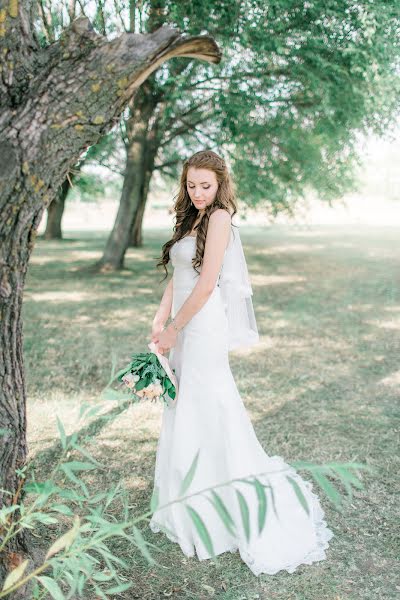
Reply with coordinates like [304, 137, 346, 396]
[186, 167, 218, 213]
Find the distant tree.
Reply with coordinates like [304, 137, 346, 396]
[89, 0, 400, 269]
[43, 133, 122, 239]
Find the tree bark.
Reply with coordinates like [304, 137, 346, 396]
[129, 117, 161, 248]
[0, 0, 220, 574]
[129, 155, 154, 248]
[43, 157, 86, 240]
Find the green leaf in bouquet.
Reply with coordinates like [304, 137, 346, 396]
[134, 378, 147, 391]
[168, 388, 176, 400]
[140, 376, 152, 390]
[131, 353, 148, 361]
[131, 361, 147, 371]
[112, 364, 133, 383]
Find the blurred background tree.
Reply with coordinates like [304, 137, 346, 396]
[37, 0, 400, 269]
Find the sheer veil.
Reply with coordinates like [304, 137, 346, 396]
[219, 225, 260, 351]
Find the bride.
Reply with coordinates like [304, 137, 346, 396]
[148, 150, 334, 576]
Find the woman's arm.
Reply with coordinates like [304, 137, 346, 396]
[152, 276, 173, 330]
[170, 210, 231, 331]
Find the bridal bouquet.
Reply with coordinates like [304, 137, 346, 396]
[109, 342, 178, 407]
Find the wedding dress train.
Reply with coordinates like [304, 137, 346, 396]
[149, 232, 334, 576]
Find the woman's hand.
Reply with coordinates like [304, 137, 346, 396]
[156, 323, 178, 355]
[151, 321, 165, 345]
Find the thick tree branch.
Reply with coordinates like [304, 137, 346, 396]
[0, 16, 221, 234]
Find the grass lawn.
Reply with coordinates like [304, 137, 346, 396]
[24, 224, 399, 600]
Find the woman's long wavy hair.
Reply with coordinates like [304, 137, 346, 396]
[156, 150, 238, 282]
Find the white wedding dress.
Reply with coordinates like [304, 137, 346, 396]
[149, 232, 334, 576]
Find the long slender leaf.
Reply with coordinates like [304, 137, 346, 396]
[36, 576, 65, 600]
[131, 525, 157, 565]
[179, 450, 200, 496]
[70, 442, 105, 468]
[56, 416, 67, 450]
[266, 483, 279, 520]
[45, 515, 81, 559]
[207, 490, 236, 536]
[253, 478, 268, 534]
[286, 475, 310, 516]
[150, 485, 159, 512]
[2, 560, 29, 591]
[105, 582, 133, 594]
[311, 471, 343, 508]
[236, 490, 250, 544]
[186, 504, 215, 556]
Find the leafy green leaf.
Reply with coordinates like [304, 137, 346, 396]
[105, 582, 133, 594]
[253, 478, 268, 534]
[236, 490, 250, 543]
[131, 525, 157, 565]
[0, 505, 20, 524]
[45, 515, 81, 559]
[207, 490, 236, 536]
[50, 504, 74, 516]
[150, 485, 159, 512]
[62, 461, 97, 472]
[70, 442, 104, 468]
[186, 504, 215, 557]
[311, 471, 343, 509]
[32, 512, 59, 524]
[286, 476, 310, 516]
[56, 417, 67, 450]
[179, 450, 200, 496]
[2, 559, 29, 591]
[36, 576, 65, 600]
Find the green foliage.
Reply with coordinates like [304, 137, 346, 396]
[34, 1, 399, 215]
[0, 386, 373, 598]
[153, 0, 400, 212]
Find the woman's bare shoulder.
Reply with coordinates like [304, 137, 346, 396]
[209, 208, 232, 224]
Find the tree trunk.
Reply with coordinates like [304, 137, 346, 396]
[129, 140, 159, 247]
[129, 166, 151, 248]
[0, 2, 220, 572]
[96, 85, 157, 268]
[43, 179, 69, 239]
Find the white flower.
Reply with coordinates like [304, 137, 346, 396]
[143, 385, 155, 398]
[153, 383, 163, 396]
